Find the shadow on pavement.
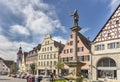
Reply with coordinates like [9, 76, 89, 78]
[0, 79, 11, 80]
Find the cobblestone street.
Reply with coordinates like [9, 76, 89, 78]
[0, 75, 26, 82]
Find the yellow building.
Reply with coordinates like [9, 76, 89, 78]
[37, 34, 64, 76]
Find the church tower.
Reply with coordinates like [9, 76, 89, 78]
[17, 46, 23, 72]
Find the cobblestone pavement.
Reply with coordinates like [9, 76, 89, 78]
[0, 75, 26, 82]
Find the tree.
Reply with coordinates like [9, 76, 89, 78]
[55, 58, 64, 76]
[10, 63, 18, 73]
[30, 63, 36, 74]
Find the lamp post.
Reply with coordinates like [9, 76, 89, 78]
[50, 65, 53, 82]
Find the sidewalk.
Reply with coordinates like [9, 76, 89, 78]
[40, 77, 51, 82]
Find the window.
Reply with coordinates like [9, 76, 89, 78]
[41, 62, 43, 66]
[77, 47, 84, 52]
[47, 54, 49, 59]
[67, 43, 69, 45]
[66, 57, 69, 62]
[41, 55, 43, 59]
[50, 47, 52, 51]
[70, 48, 73, 53]
[54, 54, 56, 58]
[64, 50, 67, 54]
[81, 56, 84, 61]
[44, 61, 46, 66]
[54, 61, 56, 66]
[44, 55, 46, 59]
[117, 42, 120, 48]
[78, 56, 82, 61]
[50, 61, 52, 66]
[64, 49, 69, 54]
[84, 55, 90, 61]
[71, 34, 73, 38]
[97, 58, 116, 67]
[67, 49, 69, 53]
[70, 41, 73, 45]
[95, 44, 104, 50]
[45, 48, 46, 51]
[108, 42, 120, 49]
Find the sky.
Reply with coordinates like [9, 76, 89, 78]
[0, 0, 119, 61]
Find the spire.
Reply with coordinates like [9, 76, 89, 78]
[19, 44, 22, 50]
[17, 44, 23, 55]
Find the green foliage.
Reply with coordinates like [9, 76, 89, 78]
[55, 58, 64, 70]
[30, 63, 36, 74]
[55, 58, 64, 75]
[53, 79, 66, 82]
[64, 77, 84, 82]
[10, 63, 18, 73]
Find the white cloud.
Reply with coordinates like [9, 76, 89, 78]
[52, 36, 66, 44]
[0, 34, 35, 61]
[0, 0, 66, 61]
[2, 0, 66, 36]
[80, 28, 90, 34]
[10, 25, 30, 35]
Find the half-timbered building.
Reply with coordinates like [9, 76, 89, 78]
[91, 4, 120, 80]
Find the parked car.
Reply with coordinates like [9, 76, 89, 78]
[16, 74, 21, 78]
[24, 74, 30, 79]
[11, 73, 17, 78]
[21, 73, 27, 79]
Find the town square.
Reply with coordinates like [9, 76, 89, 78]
[0, 0, 120, 82]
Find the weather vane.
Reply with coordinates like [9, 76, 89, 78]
[71, 9, 79, 26]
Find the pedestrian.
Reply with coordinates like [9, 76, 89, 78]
[51, 73, 53, 82]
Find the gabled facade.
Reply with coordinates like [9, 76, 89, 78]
[0, 57, 14, 74]
[25, 44, 41, 74]
[37, 34, 64, 76]
[91, 4, 120, 80]
[60, 30, 91, 78]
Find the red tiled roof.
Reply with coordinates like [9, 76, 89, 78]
[3, 60, 15, 68]
[78, 32, 91, 50]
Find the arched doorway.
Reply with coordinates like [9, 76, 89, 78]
[97, 58, 116, 79]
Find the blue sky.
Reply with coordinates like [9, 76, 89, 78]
[0, 0, 119, 61]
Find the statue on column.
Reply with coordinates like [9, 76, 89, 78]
[71, 9, 79, 26]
